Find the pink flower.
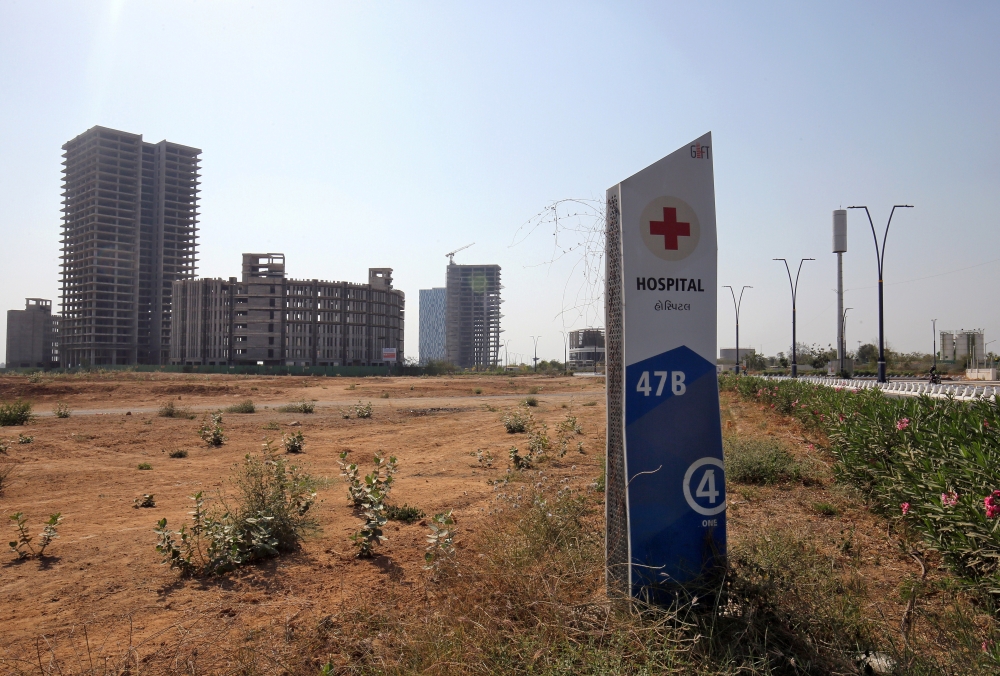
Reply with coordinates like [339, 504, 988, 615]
[985, 420, 991, 428]
[941, 491, 959, 507]
[901, 502, 911, 516]
[808, 443, 815, 451]
[984, 491, 1000, 519]
[792, 400, 799, 407]
[820, 414, 826, 421]
[838, 414, 845, 423]
[896, 418, 910, 431]
[770, 403, 775, 409]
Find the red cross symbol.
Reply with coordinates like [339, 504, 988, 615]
[649, 207, 690, 250]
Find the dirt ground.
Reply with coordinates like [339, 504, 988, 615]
[0, 372, 983, 671]
[0, 373, 607, 655]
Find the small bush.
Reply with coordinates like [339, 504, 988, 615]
[17, 434, 33, 444]
[138, 462, 153, 470]
[724, 436, 801, 484]
[523, 396, 539, 407]
[380, 392, 390, 399]
[813, 502, 839, 516]
[354, 401, 373, 419]
[263, 421, 280, 430]
[134, 494, 156, 508]
[349, 452, 398, 558]
[423, 510, 455, 579]
[582, 401, 597, 407]
[54, 402, 71, 418]
[502, 409, 531, 434]
[527, 423, 550, 456]
[283, 431, 305, 454]
[154, 445, 317, 576]
[279, 401, 315, 414]
[0, 400, 33, 426]
[169, 449, 188, 459]
[199, 412, 226, 446]
[509, 446, 533, 470]
[0, 440, 8, 455]
[9, 512, 61, 559]
[158, 401, 194, 419]
[474, 388, 483, 395]
[528, 386, 540, 395]
[347, 384, 356, 390]
[225, 399, 256, 414]
[386, 503, 424, 523]
[475, 448, 495, 468]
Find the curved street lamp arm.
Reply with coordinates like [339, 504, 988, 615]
[773, 258, 795, 303]
[848, 205, 881, 277]
[882, 205, 914, 273]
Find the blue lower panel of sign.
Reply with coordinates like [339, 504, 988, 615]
[625, 346, 726, 599]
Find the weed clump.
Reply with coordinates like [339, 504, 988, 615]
[501, 409, 531, 434]
[9, 512, 61, 559]
[386, 503, 424, 523]
[17, 434, 33, 444]
[523, 396, 539, 407]
[0, 458, 16, 494]
[724, 436, 802, 484]
[138, 462, 153, 470]
[199, 412, 226, 446]
[154, 444, 316, 576]
[225, 399, 256, 414]
[354, 401, 373, 419]
[134, 494, 156, 508]
[169, 449, 188, 459]
[0, 400, 33, 426]
[53, 402, 71, 418]
[158, 401, 194, 419]
[283, 430, 305, 454]
[279, 401, 315, 414]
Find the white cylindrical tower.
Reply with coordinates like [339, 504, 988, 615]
[833, 210, 848, 373]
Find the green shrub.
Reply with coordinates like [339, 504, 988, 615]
[225, 399, 256, 414]
[502, 409, 531, 434]
[386, 503, 424, 523]
[199, 412, 226, 446]
[9, 512, 61, 559]
[54, 402, 71, 419]
[17, 434, 33, 444]
[523, 396, 539, 407]
[812, 502, 839, 516]
[349, 452, 397, 558]
[0, 400, 33, 426]
[154, 446, 317, 576]
[279, 401, 315, 414]
[134, 494, 156, 508]
[354, 401, 373, 419]
[474, 388, 483, 395]
[138, 462, 153, 470]
[283, 430, 305, 454]
[724, 436, 802, 484]
[169, 449, 188, 459]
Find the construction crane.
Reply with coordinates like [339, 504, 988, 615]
[445, 242, 474, 265]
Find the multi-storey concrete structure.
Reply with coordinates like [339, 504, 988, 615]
[60, 126, 200, 367]
[418, 288, 446, 364]
[170, 254, 404, 367]
[6, 299, 58, 369]
[445, 263, 502, 369]
[568, 328, 605, 369]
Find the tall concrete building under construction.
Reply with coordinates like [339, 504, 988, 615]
[59, 126, 200, 367]
[444, 263, 501, 369]
[170, 254, 404, 367]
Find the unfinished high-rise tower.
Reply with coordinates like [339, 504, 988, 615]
[60, 126, 200, 366]
[445, 263, 501, 369]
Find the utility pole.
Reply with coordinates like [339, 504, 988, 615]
[847, 205, 913, 383]
[723, 285, 751, 374]
[833, 210, 848, 376]
[841, 307, 853, 375]
[559, 331, 568, 375]
[931, 319, 937, 370]
[774, 258, 814, 378]
[531, 336, 541, 373]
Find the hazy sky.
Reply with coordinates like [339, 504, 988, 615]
[2, 1, 999, 364]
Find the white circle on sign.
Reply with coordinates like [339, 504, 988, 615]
[682, 457, 727, 516]
[640, 196, 701, 261]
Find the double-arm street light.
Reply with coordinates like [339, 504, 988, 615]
[531, 336, 541, 373]
[559, 331, 568, 375]
[774, 258, 814, 378]
[847, 205, 913, 383]
[723, 285, 751, 374]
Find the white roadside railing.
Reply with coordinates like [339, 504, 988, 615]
[760, 375, 1000, 402]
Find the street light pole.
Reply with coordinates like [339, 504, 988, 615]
[841, 307, 853, 375]
[847, 205, 913, 383]
[559, 331, 567, 375]
[531, 336, 541, 373]
[723, 285, 752, 374]
[774, 258, 814, 378]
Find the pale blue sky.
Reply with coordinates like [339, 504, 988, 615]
[2, 1, 999, 363]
